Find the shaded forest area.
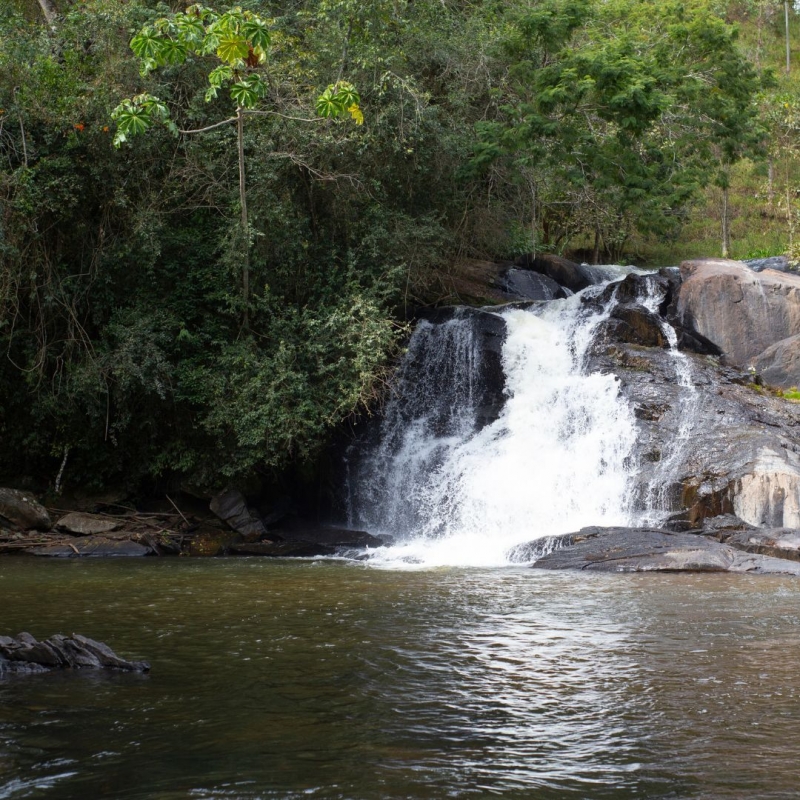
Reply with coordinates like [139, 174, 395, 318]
[0, 0, 794, 498]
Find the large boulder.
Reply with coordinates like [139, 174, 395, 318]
[210, 489, 267, 542]
[516, 253, 604, 292]
[677, 259, 800, 378]
[56, 512, 118, 535]
[0, 488, 51, 531]
[496, 268, 568, 301]
[528, 527, 800, 575]
[751, 333, 800, 389]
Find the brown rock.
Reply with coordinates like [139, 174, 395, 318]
[209, 489, 266, 542]
[751, 333, 800, 390]
[56, 512, 119, 535]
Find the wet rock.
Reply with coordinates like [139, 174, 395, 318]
[0, 632, 149, 673]
[744, 256, 795, 273]
[230, 541, 337, 557]
[722, 528, 800, 562]
[416, 306, 507, 431]
[0, 488, 51, 531]
[677, 259, 800, 378]
[210, 489, 267, 542]
[530, 526, 800, 574]
[596, 304, 668, 348]
[187, 526, 241, 557]
[56, 512, 119, 536]
[588, 337, 800, 530]
[275, 525, 386, 548]
[751, 333, 800, 390]
[496, 268, 568, 301]
[516, 253, 604, 292]
[26, 537, 153, 557]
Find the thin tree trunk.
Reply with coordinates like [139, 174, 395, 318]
[721, 185, 730, 258]
[592, 225, 601, 265]
[786, 0, 791, 74]
[768, 159, 775, 212]
[36, 0, 57, 27]
[237, 105, 249, 329]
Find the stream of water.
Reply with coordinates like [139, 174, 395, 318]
[3, 559, 800, 799]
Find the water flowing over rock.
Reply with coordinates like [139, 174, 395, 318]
[343, 263, 800, 570]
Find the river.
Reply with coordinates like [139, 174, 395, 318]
[2, 557, 800, 798]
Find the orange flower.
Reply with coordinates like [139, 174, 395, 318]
[102, 125, 109, 132]
[74, 122, 85, 132]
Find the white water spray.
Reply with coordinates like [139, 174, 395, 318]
[348, 288, 640, 568]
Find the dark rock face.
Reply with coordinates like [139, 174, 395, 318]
[230, 541, 337, 557]
[415, 306, 507, 432]
[0, 488, 52, 531]
[516, 253, 603, 293]
[596, 304, 668, 348]
[496, 268, 568, 301]
[26, 537, 153, 557]
[529, 526, 800, 574]
[210, 489, 267, 542]
[676, 259, 800, 382]
[0, 633, 149, 673]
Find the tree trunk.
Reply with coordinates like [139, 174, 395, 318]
[36, 0, 57, 27]
[786, 0, 791, 74]
[768, 158, 774, 212]
[237, 105, 249, 329]
[721, 185, 730, 258]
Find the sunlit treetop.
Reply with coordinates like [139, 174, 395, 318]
[112, 4, 362, 147]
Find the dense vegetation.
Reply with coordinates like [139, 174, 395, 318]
[0, 0, 794, 496]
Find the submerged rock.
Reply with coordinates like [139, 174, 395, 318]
[0, 632, 149, 673]
[0, 488, 51, 531]
[530, 527, 800, 574]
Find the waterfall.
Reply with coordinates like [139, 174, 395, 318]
[347, 286, 640, 567]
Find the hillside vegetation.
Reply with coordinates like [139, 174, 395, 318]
[0, 0, 796, 496]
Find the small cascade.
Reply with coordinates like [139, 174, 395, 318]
[346, 285, 641, 568]
[634, 277, 699, 523]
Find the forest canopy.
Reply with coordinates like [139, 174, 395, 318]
[0, 0, 780, 494]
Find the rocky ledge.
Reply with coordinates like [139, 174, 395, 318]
[0, 633, 150, 674]
[516, 526, 800, 575]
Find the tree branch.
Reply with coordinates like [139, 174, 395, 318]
[178, 117, 238, 134]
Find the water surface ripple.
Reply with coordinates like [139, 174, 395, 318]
[1, 560, 800, 798]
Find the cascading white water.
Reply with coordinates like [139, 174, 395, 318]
[348, 286, 640, 568]
[636, 278, 699, 523]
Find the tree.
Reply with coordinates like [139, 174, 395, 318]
[471, 0, 768, 260]
[111, 4, 362, 325]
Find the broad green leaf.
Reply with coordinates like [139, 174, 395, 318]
[130, 29, 165, 61]
[230, 81, 258, 108]
[217, 35, 249, 64]
[208, 64, 234, 88]
[242, 19, 270, 50]
[315, 87, 337, 118]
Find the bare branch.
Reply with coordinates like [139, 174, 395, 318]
[178, 117, 238, 134]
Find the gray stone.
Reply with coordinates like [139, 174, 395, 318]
[0, 632, 148, 672]
[677, 259, 800, 375]
[530, 527, 800, 574]
[56, 512, 119, 535]
[722, 528, 800, 562]
[209, 489, 267, 543]
[0, 488, 51, 531]
[751, 333, 800, 390]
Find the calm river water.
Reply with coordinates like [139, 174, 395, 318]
[2, 558, 800, 798]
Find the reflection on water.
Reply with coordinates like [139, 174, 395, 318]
[2, 559, 800, 798]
